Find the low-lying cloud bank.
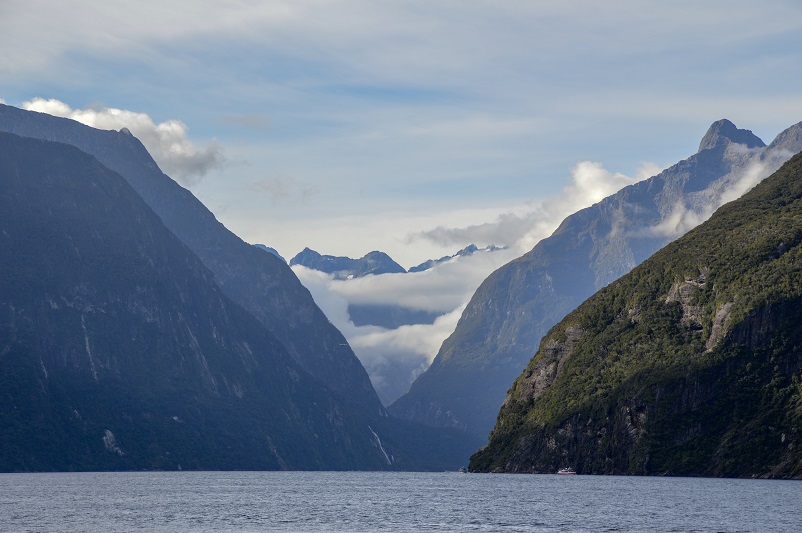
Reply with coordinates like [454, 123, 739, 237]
[21, 98, 223, 186]
[293, 247, 519, 404]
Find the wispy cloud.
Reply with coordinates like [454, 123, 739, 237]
[251, 175, 319, 205]
[413, 160, 661, 253]
[21, 98, 223, 186]
[637, 144, 795, 240]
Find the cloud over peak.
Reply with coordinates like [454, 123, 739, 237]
[413, 160, 661, 253]
[21, 98, 223, 186]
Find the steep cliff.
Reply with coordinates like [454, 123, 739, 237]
[471, 152, 802, 478]
[0, 103, 382, 416]
[0, 133, 396, 471]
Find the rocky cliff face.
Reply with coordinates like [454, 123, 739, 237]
[0, 133, 398, 471]
[470, 152, 802, 478]
[390, 120, 802, 449]
[0, 104, 382, 416]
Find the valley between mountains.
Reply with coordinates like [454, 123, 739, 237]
[1, 103, 801, 477]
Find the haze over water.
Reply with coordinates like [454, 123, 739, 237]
[2, 471, 800, 532]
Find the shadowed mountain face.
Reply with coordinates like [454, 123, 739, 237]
[472, 152, 802, 478]
[0, 133, 396, 471]
[390, 120, 802, 448]
[0, 104, 382, 415]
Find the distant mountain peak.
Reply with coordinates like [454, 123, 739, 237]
[698, 119, 765, 152]
[408, 244, 505, 273]
[290, 248, 405, 279]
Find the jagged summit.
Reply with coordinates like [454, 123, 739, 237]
[698, 119, 765, 152]
[290, 248, 405, 279]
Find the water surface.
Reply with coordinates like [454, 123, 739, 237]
[1, 471, 799, 532]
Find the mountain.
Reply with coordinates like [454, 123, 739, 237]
[390, 120, 802, 451]
[253, 244, 286, 263]
[409, 244, 505, 273]
[290, 248, 406, 279]
[0, 104, 382, 417]
[0, 132, 398, 471]
[471, 151, 802, 478]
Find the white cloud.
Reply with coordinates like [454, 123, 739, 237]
[292, 248, 517, 403]
[251, 175, 319, 205]
[348, 306, 465, 403]
[638, 144, 796, 240]
[21, 98, 223, 186]
[321, 248, 518, 313]
[641, 201, 709, 240]
[414, 160, 660, 254]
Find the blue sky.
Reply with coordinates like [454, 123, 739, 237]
[2, 0, 802, 266]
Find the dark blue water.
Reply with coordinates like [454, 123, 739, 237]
[0, 471, 799, 532]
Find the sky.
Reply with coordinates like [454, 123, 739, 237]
[2, 1, 802, 267]
[3, 1, 802, 402]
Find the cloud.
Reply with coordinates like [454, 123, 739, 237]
[640, 201, 709, 240]
[413, 160, 660, 253]
[310, 246, 518, 312]
[292, 247, 517, 403]
[251, 175, 319, 205]
[21, 98, 223, 186]
[638, 144, 794, 240]
[348, 306, 465, 403]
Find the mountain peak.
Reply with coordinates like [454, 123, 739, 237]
[290, 248, 405, 278]
[698, 119, 765, 152]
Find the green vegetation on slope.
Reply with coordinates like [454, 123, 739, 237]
[471, 152, 802, 478]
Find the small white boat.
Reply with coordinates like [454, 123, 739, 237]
[556, 467, 576, 475]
